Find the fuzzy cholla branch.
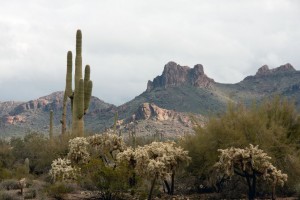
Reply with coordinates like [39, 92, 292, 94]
[214, 144, 288, 187]
[67, 137, 90, 164]
[265, 165, 288, 187]
[87, 133, 126, 155]
[117, 141, 191, 179]
[49, 158, 79, 182]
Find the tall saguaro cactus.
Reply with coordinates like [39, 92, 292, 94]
[62, 30, 93, 137]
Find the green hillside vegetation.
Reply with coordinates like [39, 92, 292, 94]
[183, 96, 300, 199]
[0, 97, 299, 199]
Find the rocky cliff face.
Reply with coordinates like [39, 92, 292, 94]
[255, 63, 295, 76]
[134, 103, 175, 121]
[147, 61, 214, 92]
[114, 102, 204, 138]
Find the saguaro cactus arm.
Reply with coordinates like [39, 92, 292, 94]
[84, 80, 93, 113]
[66, 51, 73, 98]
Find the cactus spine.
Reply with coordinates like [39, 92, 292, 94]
[63, 30, 93, 137]
[49, 110, 53, 140]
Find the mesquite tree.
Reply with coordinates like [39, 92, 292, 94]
[214, 144, 288, 200]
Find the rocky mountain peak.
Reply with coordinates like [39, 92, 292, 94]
[147, 61, 214, 92]
[255, 63, 296, 76]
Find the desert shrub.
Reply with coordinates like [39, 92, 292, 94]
[0, 168, 12, 181]
[10, 132, 70, 175]
[13, 164, 30, 179]
[0, 191, 22, 200]
[45, 182, 75, 200]
[183, 97, 300, 196]
[23, 189, 37, 199]
[0, 179, 20, 190]
[0, 139, 14, 168]
[80, 158, 129, 199]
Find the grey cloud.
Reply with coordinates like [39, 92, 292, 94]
[0, 0, 299, 105]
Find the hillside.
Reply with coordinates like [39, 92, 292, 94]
[0, 92, 116, 137]
[1, 61, 300, 137]
[118, 62, 300, 119]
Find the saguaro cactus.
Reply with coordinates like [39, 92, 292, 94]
[63, 30, 93, 137]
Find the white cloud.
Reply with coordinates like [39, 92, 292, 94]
[0, 0, 299, 105]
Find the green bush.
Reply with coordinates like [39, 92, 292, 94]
[45, 182, 75, 199]
[183, 97, 300, 197]
[10, 132, 70, 175]
[80, 158, 129, 199]
[0, 168, 12, 181]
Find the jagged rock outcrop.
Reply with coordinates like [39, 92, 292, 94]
[131, 103, 203, 125]
[147, 61, 214, 92]
[113, 102, 205, 138]
[255, 63, 295, 76]
[135, 103, 177, 121]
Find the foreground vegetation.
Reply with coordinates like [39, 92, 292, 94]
[0, 97, 299, 199]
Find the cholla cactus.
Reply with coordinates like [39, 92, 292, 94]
[117, 141, 190, 197]
[49, 158, 79, 182]
[87, 133, 126, 158]
[214, 144, 288, 200]
[67, 137, 90, 164]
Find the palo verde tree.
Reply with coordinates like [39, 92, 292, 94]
[61, 30, 93, 136]
[214, 144, 288, 200]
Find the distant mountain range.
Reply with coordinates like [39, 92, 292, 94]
[1, 61, 299, 137]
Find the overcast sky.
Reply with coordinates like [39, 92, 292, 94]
[0, 0, 299, 105]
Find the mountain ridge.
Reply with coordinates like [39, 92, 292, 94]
[1, 61, 300, 137]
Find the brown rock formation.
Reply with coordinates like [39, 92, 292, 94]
[147, 61, 214, 92]
[135, 103, 176, 121]
[255, 63, 295, 76]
